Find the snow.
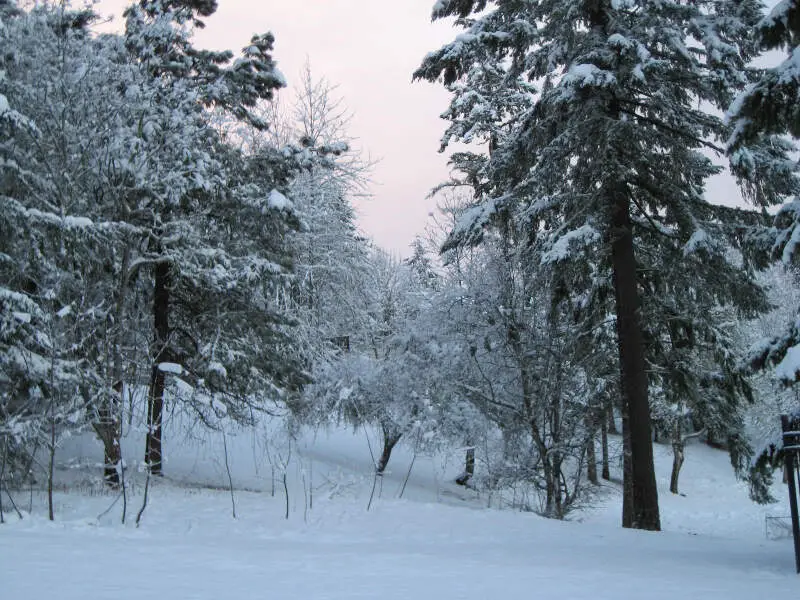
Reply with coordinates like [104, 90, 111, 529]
[759, 0, 793, 31]
[608, 33, 633, 49]
[157, 362, 183, 375]
[683, 228, 712, 256]
[12, 311, 31, 323]
[267, 189, 293, 211]
[560, 64, 617, 94]
[432, 0, 448, 16]
[207, 361, 227, 379]
[775, 343, 800, 383]
[0, 92, 9, 116]
[541, 225, 600, 264]
[2, 412, 799, 599]
[2, 495, 796, 600]
[777, 46, 800, 86]
[448, 196, 499, 246]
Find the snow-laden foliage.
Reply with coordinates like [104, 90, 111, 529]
[415, 0, 797, 529]
[0, 0, 310, 486]
[730, 0, 800, 397]
[305, 251, 445, 474]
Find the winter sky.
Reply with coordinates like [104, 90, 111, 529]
[93, 0, 756, 255]
[94, 0, 458, 255]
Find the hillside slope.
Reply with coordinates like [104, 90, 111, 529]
[2, 416, 798, 599]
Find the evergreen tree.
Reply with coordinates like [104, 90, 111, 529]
[416, 0, 791, 529]
[121, 0, 299, 473]
[726, 0, 800, 499]
[733, 0, 800, 377]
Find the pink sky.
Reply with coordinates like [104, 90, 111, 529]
[95, 0, 458, 255]
[94, 1, 754, 254]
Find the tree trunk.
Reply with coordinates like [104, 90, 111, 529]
[101, 415, 121, 487]
[670, 440, 684, 495]
[93, 382, 121, 487]
[607, 402, 618, 435]
[376, 425, 401, 474]
[456, 446, 475, 486]
[145, 260, 170, 476]
[621, 401, 633, 525]
[104, 246, 130, 487]
[601, 410, 610, 481]
[586, 423, 598, 485]
[611, 194, 660, 531]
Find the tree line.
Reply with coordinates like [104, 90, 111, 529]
[1, 0, 800, 532]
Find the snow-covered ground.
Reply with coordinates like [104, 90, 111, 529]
[2, 414, 799, 599]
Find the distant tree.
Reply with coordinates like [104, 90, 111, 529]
[309, 250, 441, 476]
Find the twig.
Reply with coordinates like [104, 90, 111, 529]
[366, 471, 379, 512]
[4, 487, 23, 520]
[97, 491, 124, 521]
[283, 472, 289, 520]
[136, 468, 151, 528]
[681, 427, 707, 444]
[222, 430, 237, 519]
[399, 452, 417, 499]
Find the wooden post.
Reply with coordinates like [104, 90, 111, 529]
[781, 415, 800, 574]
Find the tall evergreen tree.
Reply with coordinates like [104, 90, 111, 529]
[121, 0, 297, 473]
[416, 0, 791, 529]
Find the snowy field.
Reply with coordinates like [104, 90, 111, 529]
[2, 416, 799, 599]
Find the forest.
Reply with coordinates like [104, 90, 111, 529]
[1, 0, 800, 540]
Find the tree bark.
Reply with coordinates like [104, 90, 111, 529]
[101, 420, 121, 487]
[670, 440, 684, 495]
[104, 246, 130, 487]
[601, 409, 610, 481]
[456, 446, 475, 486]
[586, 420, 598, 485]
[93, 380, 121, 487]
[621, 400, 633, 525]
[145, 259, 170, 476]
[611, 194, 660, 531]
[376, 425, 401, 474]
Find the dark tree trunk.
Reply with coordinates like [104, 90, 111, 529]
[586, 420, 598, 485]
[670, 440, 684, 495]
[610, 194, 660, 531]
[456, 446, 475, 486]
[621, 402, 633, 525]
[601, 409, 610, 481]
[102, 423, 121, 487]
[94, 382, 121, 488]
[145, 260, 170, 476]
[103, 247, 129, 487]
[376, 425, 401, 474]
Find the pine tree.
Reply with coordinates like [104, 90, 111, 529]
[416, 0, 791, 529]
[732, 0, 800, 378]
[121, 0, 297, 473]
[728, 0, 800, 147]
[725, 0, 800, 499]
